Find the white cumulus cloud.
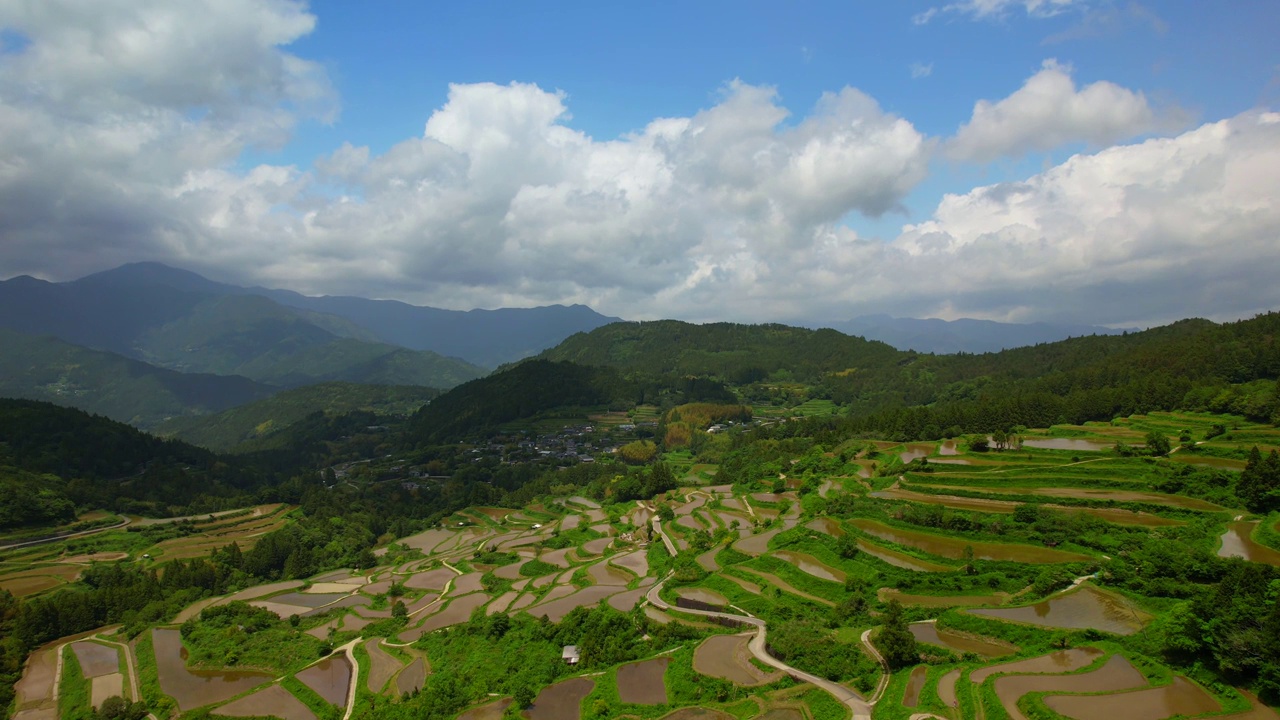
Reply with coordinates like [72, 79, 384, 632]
[947, 59, 1178, 162]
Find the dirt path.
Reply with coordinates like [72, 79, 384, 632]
[859, 629, 891, 703]
[0, 517, 132, 551]
[651, 517, 677, 556]
[645, 575, 876, 720]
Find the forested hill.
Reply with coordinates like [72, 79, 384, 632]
[0, 328, 275, 429]
[409, 359, 735, 444]
[156, 382, 439, 452]
[534, 320, 905, 383]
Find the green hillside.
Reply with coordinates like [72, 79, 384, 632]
[135, 295, 486, 388]
[0, 328, 274, 429]
[157, 382, 438, 452]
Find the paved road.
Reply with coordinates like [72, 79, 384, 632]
[645, 575, 878, 720]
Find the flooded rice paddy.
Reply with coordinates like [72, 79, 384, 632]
[457, 697, 513, 720]
[660, 709, 735, 720]
[914, 483, 1223, 511]
[856, 538, 956, 572]
[969, 647, 1104, 684]
[529, 585, 624, 622]
[296, 655, 351, 707]
[588, 560, 632, 585]
[152, 628, 272, 710]
[903, 665, 927, 706]
[881, 588, 1009, 607]
[616, 657, 669, 704]
[417, 593, 491, 633]
[805, 517, 845, 536]
[395, 657, 425, 695]
[696, 547, 720, 571]
[967, 585, 1150, 635]
[70, 641, 119, 677]
[937, 668, 960, 708]
[362, 638, 402, 693]
[1044, 676, 1220, 720]
[1218, 521, 1280, 566]
[772, 550, 845, 583]
[850, 519, 1093, 563]
[526, 677, 594, 720]
[908, 621, 1016, 657]
[676, 587, 729, 607]
[607, 586, 650, 612]
[693, 635, 780, 685]
[214, 684, 316, 720]
[992, 654, 1145, 720]
[873, 486, 1184, 527]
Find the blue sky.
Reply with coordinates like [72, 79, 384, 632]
[1, 0, 1278, 326]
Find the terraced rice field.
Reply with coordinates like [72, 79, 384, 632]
[526, 677, 594, 720]
[967, 585, 1151, 635]
[616, 657, 669, 704]
[693, 635, 781, 686]
[908, 621, 1016, 657]
[850, 519, 1093, 563]
[991, 654, 1146, 720]
[214, 684, 317, 720]
[151, 628, 271, 710]
[296, 655, 351, 707]
[1044, 676, 1222, 719]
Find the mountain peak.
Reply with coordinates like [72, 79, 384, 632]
[73, 262, 231, 294]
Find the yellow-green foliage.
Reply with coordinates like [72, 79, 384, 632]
[665, 403, 753, 430]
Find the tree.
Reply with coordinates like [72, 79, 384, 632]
[875, 600, 918, 670]
[967, 434, 990, 452]
[512, 683, 536, 709]
[1145, 431, 1171, 457]
[836, 534, 859, 559]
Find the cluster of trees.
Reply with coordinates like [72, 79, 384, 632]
[1239, 446, 1280, 512]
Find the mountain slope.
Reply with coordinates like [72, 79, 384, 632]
[0, 328, 274, 429]
[0, 272, 486, 389]
[535, 320, 906, 382]
[156, 382, 437, 452]
[74, 263, 622, 367]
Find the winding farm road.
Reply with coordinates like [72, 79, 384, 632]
[645, 575, 881, 720]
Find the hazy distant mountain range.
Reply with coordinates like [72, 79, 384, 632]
[817, 314, 1134, 354]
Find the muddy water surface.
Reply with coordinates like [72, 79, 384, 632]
[882, 588, 1008, 607]
[967, 585, 1149, 635]
[617, 657, 669, 705]
[773, 550, 845, 583]
[296, 655, 351, 707]
[856, 538, 955, 572]
[363, 639, 402, 693]
[909, 622, 1015, 657]
[676, 587, 729, 607]
[992, 654, 1146, 720]
[70, 641, 119, 677]
[458, 697, 513, 720]
[937, 668, 960, 708]
[395, 657, 425, 695]
[805, 518, 845, 536]
[903, 665, 927, 706]
[1021, 438, 1116, 451]
[152, 628, 271, 710]
[526, 677, 594, 720]
[1219, 521, 1280, 566]
[873, 486, 1183, 527]
[851, 519, 1092, 563]
[214, 684, 316, 720]
[693, 635, 779, 685]
[1045, 676, 1220, 720]
[969, 647, 1104, 684]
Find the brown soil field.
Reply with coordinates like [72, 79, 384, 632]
[509, 593, 536, 612]
[1045, 676, 1220, 720]
[676, 587, 728, 606]
[266, 591, 350, 608]
[395, 657, 426, 695]
[90, 673, 124, 708]
[363, 639, 403, 693]
[151, 628, 272, 711]
[71, 641, 120, 677]
[494, 562, 526, 579]
[693, 635, 782, 686]
[297, 655, 351, 707]
[400, 529, 455, 553]
[306, 619, 339, 639]
[540, 548, 573, 568]
[617, 657, 669, 705]
[213, 684, 317, 720]
[773, 550, 845, 583]
[581, 537, 612, 555]
[458, 697, 513, 720]
[361, 579, 392, 595]
[525, 677, 594, 720]
[992, 654, 1145, 720]
[217, 580, 304, 604]
[0, 574, 68, 597]
[14, 642, 59, 707]
[341, 614, 372, 632]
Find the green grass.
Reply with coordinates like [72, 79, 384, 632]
[58, 646, 90, 719]
[134, 630, 177, 717]
[282, 676, 343, 720]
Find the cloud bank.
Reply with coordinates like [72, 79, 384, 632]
[0, 0, 1276, 329]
